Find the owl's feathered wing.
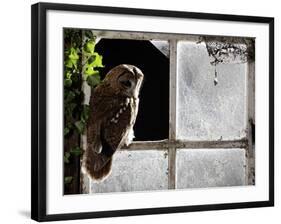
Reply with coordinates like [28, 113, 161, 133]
[83, 84, 138, 181]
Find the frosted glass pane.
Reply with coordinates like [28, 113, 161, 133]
[151, 40, 169, 57]
[177, 41, 247, 140]
[176, 148, 246, 189]
[90, 150, 168, 193]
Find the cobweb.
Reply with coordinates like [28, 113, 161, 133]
[199, 36, 255, 85]
[201, 36, 255, 65]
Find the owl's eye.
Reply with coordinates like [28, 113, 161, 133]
[120, 80, 132, 88]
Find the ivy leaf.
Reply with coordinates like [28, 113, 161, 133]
[65, 103, 77, 117]
[87, 55, 96, 65]
[91, 53, 104, 68]
[84, 30, 94, 39]
[84, 66, 99, 76]
[65, 90, 76, 103]
[70, 146, 83, 156]
[64, 152, 71, 163]
[69, 47, 79, 60]
[84, 53, 103, 76]
[64, 176, 73, 184]
[65, 152, 70, 157]
[65, 59, 74, 68]
[65, 47, 79, 69]
[64, 78, 72, 87]
[65, 71, 72, 79]
[74, 120, 85, 134]
[64, 127, 70, 136]
[86, 75, 101, 87]
[81, 105, 90, 122]
[84, 40, 95, 54]
[71, 72, 79, 83]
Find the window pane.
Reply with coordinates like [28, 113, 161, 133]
[90, 150, 168, 193]
[95, 39, 169, 141]
[176, 148, 246, 189]
[176, 41, 247, 140]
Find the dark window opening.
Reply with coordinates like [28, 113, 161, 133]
[95, 39, 169, 141]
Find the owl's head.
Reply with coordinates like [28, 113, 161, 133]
[104, 64, 144, 98]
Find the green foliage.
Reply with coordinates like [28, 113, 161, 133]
[64, 152, 71, 164]
[64, 127, 70, 136]
[64, 176, 73, 184]
[84, 40, 95, 53]
[65, 47, 80, 69]
[74, 120, 85, 134]
[64, 146, 83, 165]
[70, 146, 83, 156]
[63, 29, 104, 189]
[82, 38, 104, 86]
[64, 29, 104, 137]
[81, 105, 90, 122]
[64, 147, 83, 165]
[87, 75, 101, 87]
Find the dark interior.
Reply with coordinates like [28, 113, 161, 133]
[95, 39, 169, 141]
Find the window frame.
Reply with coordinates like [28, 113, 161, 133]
[81, 29, 255, 192]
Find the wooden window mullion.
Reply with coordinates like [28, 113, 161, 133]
[168, 39, 178, 189]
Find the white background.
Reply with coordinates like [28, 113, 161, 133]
[0, 0, 279, 223]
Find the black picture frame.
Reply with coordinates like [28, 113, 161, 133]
[31, 2, 274, 222]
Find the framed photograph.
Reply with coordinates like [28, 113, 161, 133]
[31, 2, 274, 222]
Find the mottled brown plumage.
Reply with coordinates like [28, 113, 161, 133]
[82, 64, 144, 181]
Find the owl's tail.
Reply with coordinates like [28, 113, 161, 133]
[82, 148, 112, 182]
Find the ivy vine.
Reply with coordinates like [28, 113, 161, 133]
[64, 29, 104, 185]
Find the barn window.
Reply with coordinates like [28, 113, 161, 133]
[79, 30, 255, 193]
[95, 39, 170, 141]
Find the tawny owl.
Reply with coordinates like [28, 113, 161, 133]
[82, 64, 144, 181]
